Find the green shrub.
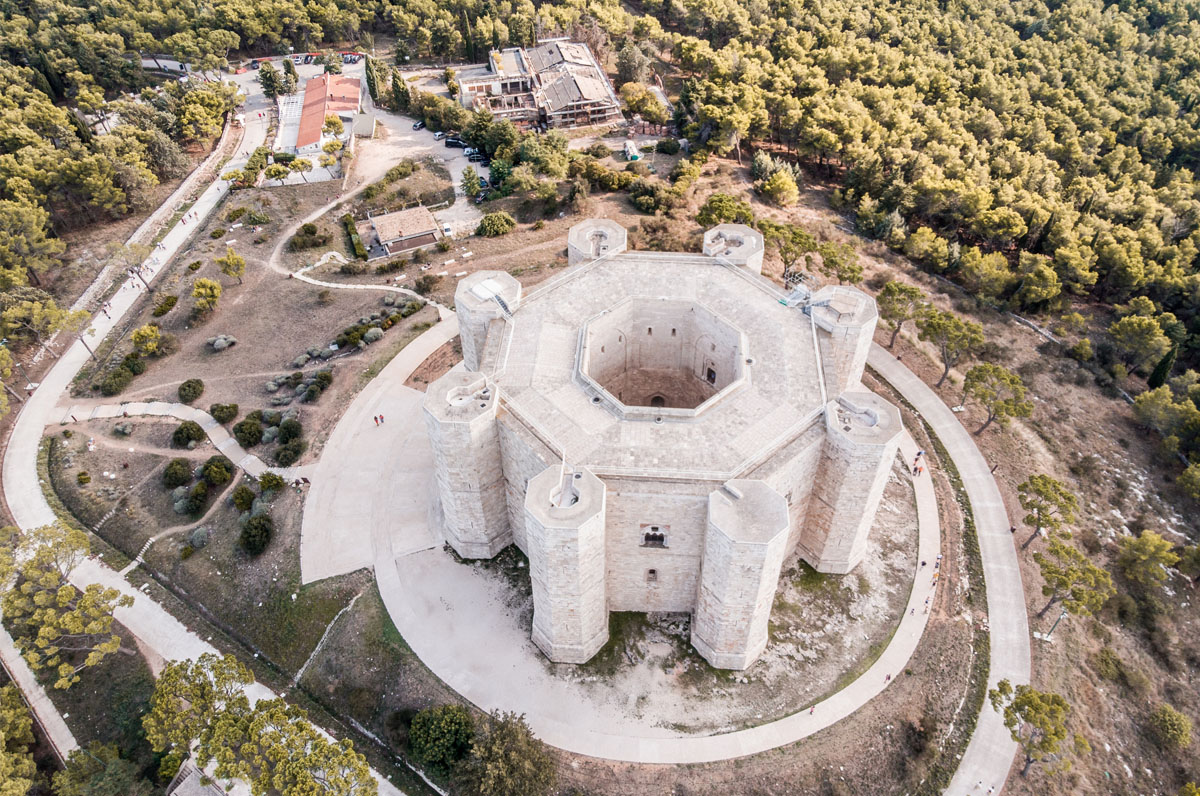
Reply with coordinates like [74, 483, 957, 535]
[409, 705, 474, 776]
[172, 421, 205, 447]
[1150, 704, 1193, 750]
[277, 419, 303, 444]
[259, 472, 286, 493]
[342, 213, 368, 259]
[187, 261, 202, 272]
[290, 221, 331, 251]
[240, 514, 274, 555]
[180, 545, 195, 560]
[274, 439, 305, 466]
[414, 275, 440, 295]
[76, 471, 91, 485]
[476, 211, 516, 237]
[201, 455, 233, 486]
[245, 210, 271, 225]
[655, 138, 681, 155]
[302, 384, 320, 402]
[210, 403, 239, 424]
[584, 142, 612, 159]
[178, 379, 205, 404]
[209, 228, 226, 239]
[122, 354, 146, 375]
[152, 295, 179, 317]
[232, 484, 256, 512]
[272, 151, 295, 164]
[226, 207, 248, 222]
[163, 458, 192, 488]
[233, 418, 263, 447]
[436, 239, 451, 252]
[185, 480, 208, 513]
[99, 366, 135, 396]
[315, 371, 333, 389]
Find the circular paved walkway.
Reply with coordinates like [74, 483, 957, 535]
[299, 316, 962, 765]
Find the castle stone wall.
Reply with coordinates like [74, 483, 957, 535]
[423, 371, 510, 558]
[691, 480, 789, 670]
[525, 466, 609, 663]
[602, 479, 710, 613]
[800, 393, 903, 573]
[496, 412, 556, 553]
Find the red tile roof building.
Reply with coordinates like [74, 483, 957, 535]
[296, 74, 362, 150]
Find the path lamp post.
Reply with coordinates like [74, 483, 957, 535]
[1041, 608, 1068, 642]
[0, 338, 33, 385]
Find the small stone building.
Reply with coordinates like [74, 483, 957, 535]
[423, 220, 902, 670]
[358, 206, 439, 258]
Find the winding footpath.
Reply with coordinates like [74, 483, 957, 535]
[869, 348, 1029, 794]
[0, 76, 408, 796]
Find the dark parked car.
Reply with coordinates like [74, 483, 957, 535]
[303, 54, 313, 64]
[444, 137, 465, 148]
[468, 152, 485, 162]
[412, 120, 425, 130]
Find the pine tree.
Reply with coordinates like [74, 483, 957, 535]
[1147, 345, 1177, 389]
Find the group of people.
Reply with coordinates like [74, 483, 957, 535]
[912, 449, 926, 477]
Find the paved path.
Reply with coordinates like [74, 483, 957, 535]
[298, 317, 945, 764]
[299, 316, 457, 582]
[869, 346, 1027, 793]
[0, 626, 79, 761]
[54, 401, 308, 480]
[0, 73, 406, 796]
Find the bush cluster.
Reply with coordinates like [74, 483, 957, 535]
[187, 261, 202, 272]
[655, 138, 681, 155]
[477, 211, 516, 237]
[567, 157, 637, 193]
[226, 207, 248, 222]
[99, 361, 137, 396]
[178, 379, 205, 404]
[163, 458, 192, 488]
[209, 228, 226, 239]
[241, 513, 274, 555]
[76, 471, 91, 485]
[244, 146, 270, 181]
[245, 210, 271, 225]
[233, 417, 263, 447]
[259, 472, 286, 493]
[183, 480, 208, 514]
[232, 483, 256, 512]
[375, 258, 407, 274]
[409, 705, 474, 776]
[290, 222, 331, 251]
[342, 213, 368, 259]
[152, 295, 178, 317]
[275, 439, 305, 466]
[209, 403, 238, 424]
[334, 304, 420, 348]
[201, 455, 233, 486]
[172, 421, 205, 448]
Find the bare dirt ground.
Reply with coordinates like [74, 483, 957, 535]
[70, 182, 441, 464]
[404, 338, 462, 391]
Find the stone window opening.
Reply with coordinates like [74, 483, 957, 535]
[647, 327, 652, 335]
[650, 395, 666, 408]
[642, 527, 667, 547]
[671, 328, 677, 336]
[647, 568, 658, 582]
[706, 367, 717, 385]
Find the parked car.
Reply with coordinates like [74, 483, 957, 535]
[433, 131, 446, 140]
[441, 223, 453, 237]
[250, 60, 261, 69]
[468, 152, 484, 162]
[474, 191, 488, 204]
[303, 54, 313, 64]
[444, 137, 465, 148]
[412, 120, 425, 130]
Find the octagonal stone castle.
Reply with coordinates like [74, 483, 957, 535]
[423, 219, 903, 670]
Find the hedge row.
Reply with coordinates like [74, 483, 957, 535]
[342, 213, 367, 260]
